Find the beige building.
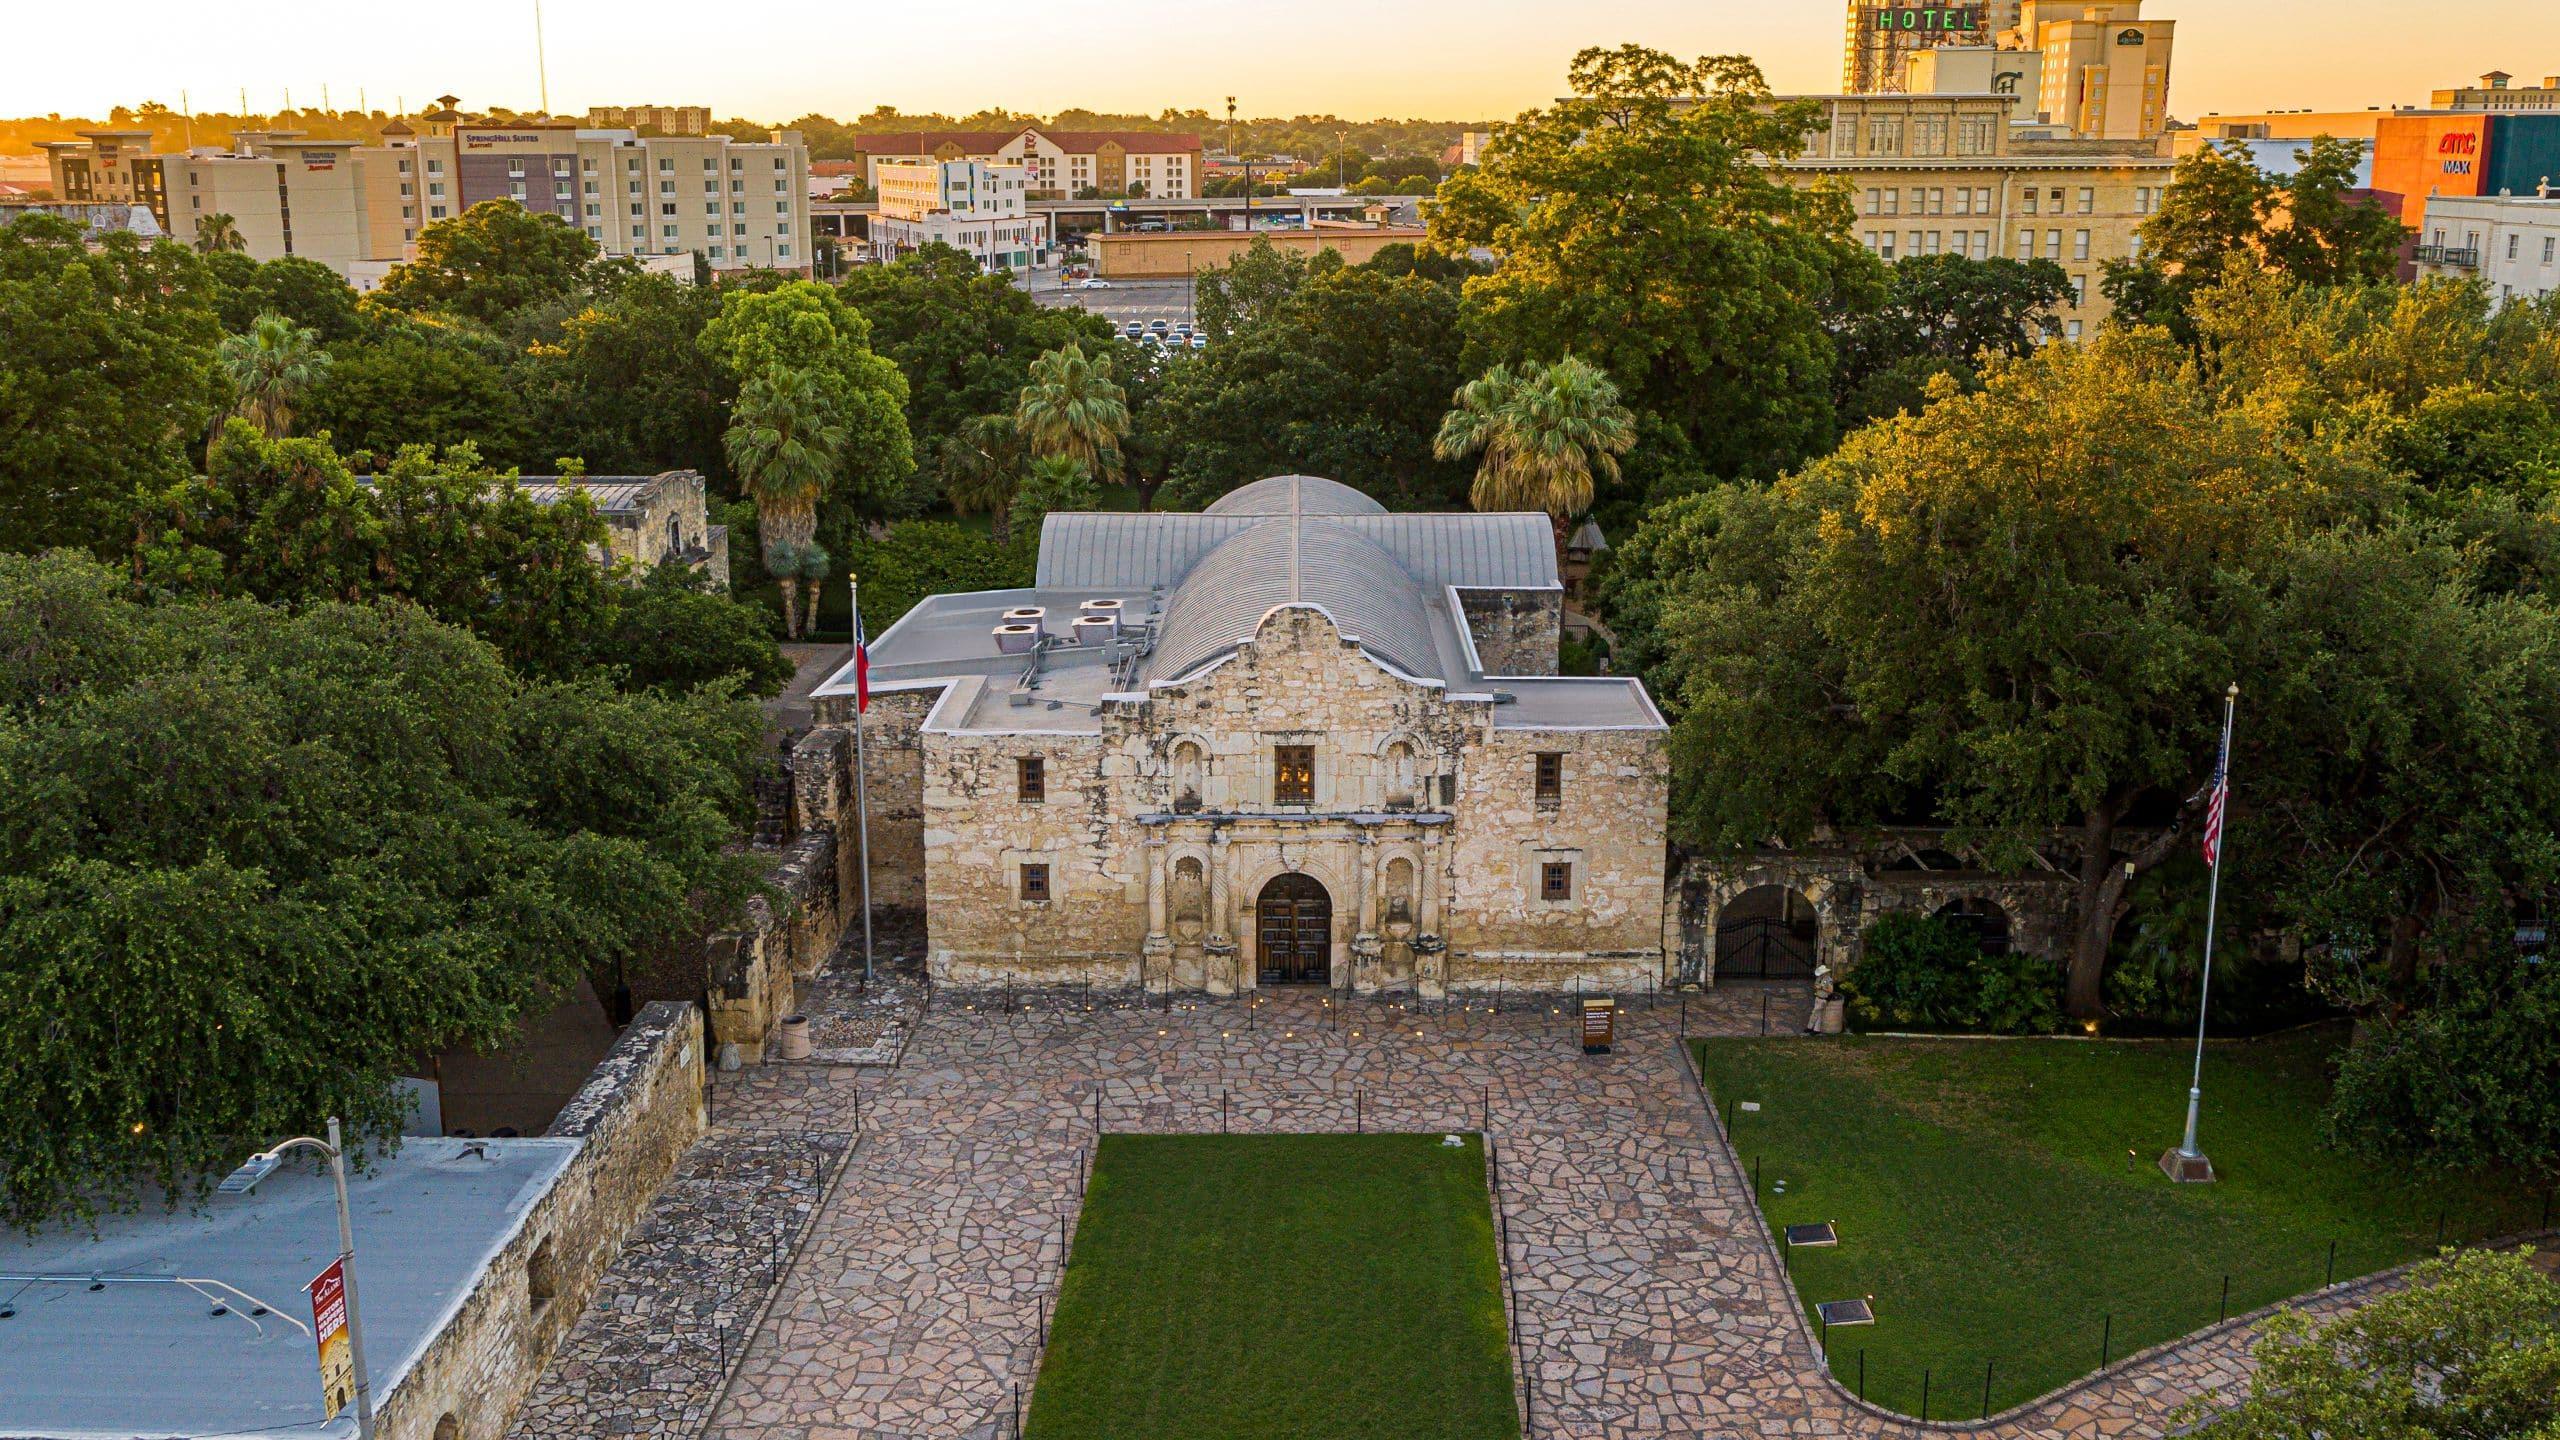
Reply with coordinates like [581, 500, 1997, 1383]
[584, 102, 714, 134]
[851, 127, 1199, 199]
[804, 475, 1672, 997]
[2432, 71, 2560, 112]
[1846, 2, 2021, 94]
[36, 130, 170, 222]
[139, 98, 809, 281]
[2019, 0, 2174, 141]
[870, 159, 1049, 272]
[1089, 224, 1430, 279]
[1903, 44, 2044, 106]
[1776, 92, 2175, 334]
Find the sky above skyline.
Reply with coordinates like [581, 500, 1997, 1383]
[12, 0, 2560, 126]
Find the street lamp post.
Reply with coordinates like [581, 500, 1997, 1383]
[228, 1119, 376, 1438]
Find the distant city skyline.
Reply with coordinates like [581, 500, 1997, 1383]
[13, 0, 2560, 129]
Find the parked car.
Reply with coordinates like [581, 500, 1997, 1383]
[1078, 278, 1113, 289]
[1148, 318, 1171, 333]
[1123, 321, 1145, 338]
[1188, 333, 1208, 350]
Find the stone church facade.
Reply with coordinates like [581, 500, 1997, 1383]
[806, 476, 1672, 996]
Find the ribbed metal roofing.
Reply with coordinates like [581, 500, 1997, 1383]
[1151, 519, 1436, 681]
[1037, 496, 1558, 592]
[1202, 474, 1388, 517]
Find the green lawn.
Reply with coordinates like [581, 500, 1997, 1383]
[1693, 1027, 2546, 1419]
[1028, 1133, 1521, 1440]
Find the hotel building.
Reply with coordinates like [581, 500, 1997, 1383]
[849, 127, 1199, 200]
[869, 160, 1050, 273]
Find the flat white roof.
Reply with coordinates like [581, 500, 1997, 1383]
[0, 1137, 577, 1439]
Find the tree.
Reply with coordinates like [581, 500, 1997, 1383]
[1195, 237, 1340, 344]
[372, 200, 603, 327]
[1830, 254, 2071, 427]
[1010, 453, 1103, 535]
[1014, 342, 1132, 481]
[1644, 328, 2373, 1017]
[299, 319, 529, 465]
[216, 311, 330, 441]
[724, 366, 847, 639]
[518, 273, 734, 482]
[1434, 356, 1636, 548]
[1429, 46, 1883, 503]
[837, 244, 1112, 475]
[2184, 1248, 2560, 1440]
[1145, 265, 1473, 512]
[193, 211, 245, 253]
[594, 562, 795, 696]
[700, 279, 916, 546]
[205, 253, 362, 341]
[2103, 138, 2406, 332]
[0, 215, 225, 555]
[0, 549, 764, 1229]
[940, 412, 1027, 542]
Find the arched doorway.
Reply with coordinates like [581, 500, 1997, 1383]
[1256, 873, 1333, 986]
[1717, 885, 1820, 980]
[1933, 898, 2013, 955]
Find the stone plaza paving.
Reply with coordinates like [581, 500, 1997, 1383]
[649, 981, 2429, 1440]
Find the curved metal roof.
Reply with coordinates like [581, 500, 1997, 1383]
[1152, 518, 1435, 681]
[1036, 513, 1557, 591]
[1201, 474, 1389, 517]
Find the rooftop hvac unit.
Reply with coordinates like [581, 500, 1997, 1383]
[1070, 614, 1118, 645]
[994, 623, 1041, 655]
[1001, 606, 1048, 636]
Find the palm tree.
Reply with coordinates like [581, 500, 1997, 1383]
[1433, 356, 1637, 554]
[193, 212, 246, 254]
[1013, 343, 1131, 483]
[1008, 453, 1104, 537]
[216, 312, 330, 443]
[724, 367, 846, 639]
[939, 412, 1026, 544]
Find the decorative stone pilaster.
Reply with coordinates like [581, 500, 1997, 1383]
[1142, 833, 1172, 992]
[1417, 826, 1447, 1000]
[1350, 830, 1383, 994]
[1204, 827, 1237, 996]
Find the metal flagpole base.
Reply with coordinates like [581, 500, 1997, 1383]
[2158, 1149, 2217, 1184]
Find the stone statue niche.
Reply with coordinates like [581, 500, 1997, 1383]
[1379, 856, 1418, 991]
[1171, 855, 1208, 989]
[1171, 742, 1205, 814]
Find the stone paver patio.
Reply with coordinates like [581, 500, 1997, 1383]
[676, 981, 2442, 1440]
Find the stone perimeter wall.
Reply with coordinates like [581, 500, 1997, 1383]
[705, 829, 843, 1062]
[376, 1002, 708, 1440]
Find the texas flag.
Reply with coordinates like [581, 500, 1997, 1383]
[852, 603, 871, 714]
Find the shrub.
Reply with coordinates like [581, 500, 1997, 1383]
[1841, 913, 2064, 1035]
[2323, 955, 2560, 1176]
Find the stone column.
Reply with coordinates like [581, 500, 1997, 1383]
[1416, 825, 1447, 1001]
[1205, 827, 1237, 996]
[1142, 831, 1171, 993]
[1350, 829, 1381, 994]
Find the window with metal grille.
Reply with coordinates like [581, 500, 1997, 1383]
[1535, 753, 1563, 803]
[1274, 745, 1314, 805]
[1020, 863, 1050, 902]
[1018, 755, 1045, 803]
[1541, 862, 1573, 902]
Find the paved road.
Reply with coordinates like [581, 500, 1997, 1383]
[1026, 271, 1204, 328]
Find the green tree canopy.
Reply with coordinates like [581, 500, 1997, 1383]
[0, 216, 225, 555]
[1435, 355, 1636, 545]
[371, 200, 610, 327]
[0, 549, 765, 1228]
[1429, 46, 1883, 505]
[1830, 253, 2072, 428]
[2103, 138, 2406, 333]
[518, 273, 736, 482]
[700, 278, 917, 542]
[300, 317, 531, 465]
[1014, 342, 1132, 482]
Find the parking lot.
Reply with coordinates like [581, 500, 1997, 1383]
[1024, 270, 1203, 328]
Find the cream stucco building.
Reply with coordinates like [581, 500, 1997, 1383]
[804, 476, 1672, 998]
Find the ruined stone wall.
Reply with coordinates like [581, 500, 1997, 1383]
[805, 687, 939, 914]
[1459, 587, 1564, 675]
[377, 1002, 706, 1440]
[1444, 724, 1671, 993]
[704, 829, 842, 1061]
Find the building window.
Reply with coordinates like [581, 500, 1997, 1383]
[1535, 752, 1562, 803]
[2510, 233, 2521, 259]
[2022, 188, 2038, 215]
[2047, 228, 2063, 259]
[2545, 236, 2557, 263]
[1541, 862, 1573, 902]
[2073, 229, 2091, 261]
[2077, 187, 2095, 213]
[1274, 745, 1314, 805]
[1018, 755, 1045, 803]
[1020, 863, 1050, 902]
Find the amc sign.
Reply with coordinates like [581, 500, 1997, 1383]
[1868, 5, 1983, 33]
[2440, 130, 2480, 176]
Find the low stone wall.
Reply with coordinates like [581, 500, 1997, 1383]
[375, 1002, 708, 1440]
[706, 829, 843, 1062]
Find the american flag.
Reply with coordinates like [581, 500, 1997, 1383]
[2201, 755, 2229, 867]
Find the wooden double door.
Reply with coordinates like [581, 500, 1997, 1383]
[1255, 873, 1333, 986]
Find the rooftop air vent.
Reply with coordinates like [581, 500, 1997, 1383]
[1001, 606, 1048, 636]
[994, 623, 1040, 655]
[1071, 614, 1118, 645]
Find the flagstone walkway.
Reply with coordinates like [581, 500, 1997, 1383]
[675, 981, 2414, 1440]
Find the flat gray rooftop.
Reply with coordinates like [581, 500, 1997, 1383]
[0, 1136, 577, 1439]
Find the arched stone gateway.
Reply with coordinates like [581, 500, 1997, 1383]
[1255, 872, 1334, 986]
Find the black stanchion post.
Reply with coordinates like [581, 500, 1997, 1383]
[1357, 1087, 1364, 1134]
[1819, 1311, 1828, 1356]
[1484, 1082, 1491, 1133]
[1013, 1384, 1022, 1439]
[1753, 1155, 1762, 1195]
[1761, 990, 1769, 1035]
[1222, 1090, 1229, 1134]
[2100, 1313, 2112, 1370]
[1680, 992, 1689, 1039]
[2218, 1273, 2229, 1323]
[1982, 1359, 1993, 1419]
[1857, 1349, 1866, 1402]
[1920, 1369, 1930, 1423]
[2326, 1239, 2337, 1287]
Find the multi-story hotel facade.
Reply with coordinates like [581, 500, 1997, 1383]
[869, 160, 1050, 273]
[1773, 92, 2175, 335]
[849, 127, 1199, 199]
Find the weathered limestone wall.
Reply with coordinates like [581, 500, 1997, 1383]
[1445, 724, 1670, 992]
[923, 721, 1145, 987]
[377, 1002, 707, 1440]
[704, 829, 842, 1061]
[1458, 587, 1564, 675]
[808, 688, 938, 914]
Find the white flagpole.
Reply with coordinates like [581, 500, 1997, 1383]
[850, 575, 876, 986]
[2177, 682, 2240, 1165]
